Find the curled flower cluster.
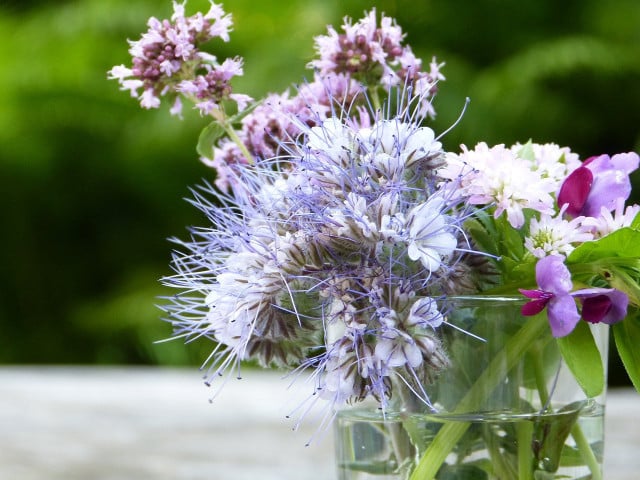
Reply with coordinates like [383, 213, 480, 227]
[108, 1, 249, 116]
[164, 112, 476, 413]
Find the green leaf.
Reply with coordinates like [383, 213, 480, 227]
[516, 140, 535, 162]
[196, 121, 225, 159]
[465, 216, 499, 257]
[612, 308, 640, 392]
[532, 401, 583, 472]
[437, 464, 488, 480]
[557, 321, 604, 398]
[567, 227, 640, 263]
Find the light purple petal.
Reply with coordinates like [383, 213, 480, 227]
[582, 169, 632, 217]
[600, 290, 629, 324]
[582, 154, 609, 173]
[548, 294, 581, 337]
[610, 152, 639, 174]
[580, 152, 639, 217]
[535, 255, 573, 295]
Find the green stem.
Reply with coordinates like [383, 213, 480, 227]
[222, 121, 255, 165]
[533, 343, 603, 480]
[532, 348, 551, 405]
[409, 313, 548, 480]
[484, 423, 517, 479]
[517, 421, 535, 480]
[187, 93, 256, 166]
[369, 87, 382, 112]
[571, 423, 602, 480]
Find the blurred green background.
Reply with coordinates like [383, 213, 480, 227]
[1, 0, 639, 383]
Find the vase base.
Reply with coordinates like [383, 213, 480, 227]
[335, 401, 604, 480]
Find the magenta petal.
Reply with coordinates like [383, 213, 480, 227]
[521, 298, 549, 316]
[580, 295, 612, 323]
[558, 166, 593, 217]
[584, 290, 628, 325]
[548, 295, 581, 337]
[519, 288, 546, 299]
[574, 288, 629, 325]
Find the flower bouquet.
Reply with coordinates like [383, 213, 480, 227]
[110, 2, 640, 479]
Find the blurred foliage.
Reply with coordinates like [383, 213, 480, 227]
[1, 0, 639, 383]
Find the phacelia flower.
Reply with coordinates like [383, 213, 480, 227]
[407, 198, 458, 271]
[520, 255, 628, 337]
[163, 97, 474, 416]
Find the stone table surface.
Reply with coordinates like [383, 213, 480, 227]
[0, 366, 638, 480]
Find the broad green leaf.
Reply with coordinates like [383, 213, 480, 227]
[532, 401, 582, 472]
[567, 228, 640, 263]
[612, 308, 640, 392]
[557, 321, 604, 398]
[630, 211, 640, 230]
[196, 121, 225, 159]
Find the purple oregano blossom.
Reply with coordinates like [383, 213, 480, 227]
[520, 255, 628, 337]
[108, 1, 249, 117]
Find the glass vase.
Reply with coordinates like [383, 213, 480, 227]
[334, 296, 609, 480]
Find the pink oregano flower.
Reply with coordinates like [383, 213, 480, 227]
[520, 255, 628, 337]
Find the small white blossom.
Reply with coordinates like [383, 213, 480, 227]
[581, 199, 640, 238]
[525, 209, 593, 258]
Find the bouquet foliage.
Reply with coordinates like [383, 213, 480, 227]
[110, 2, 640, 478]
